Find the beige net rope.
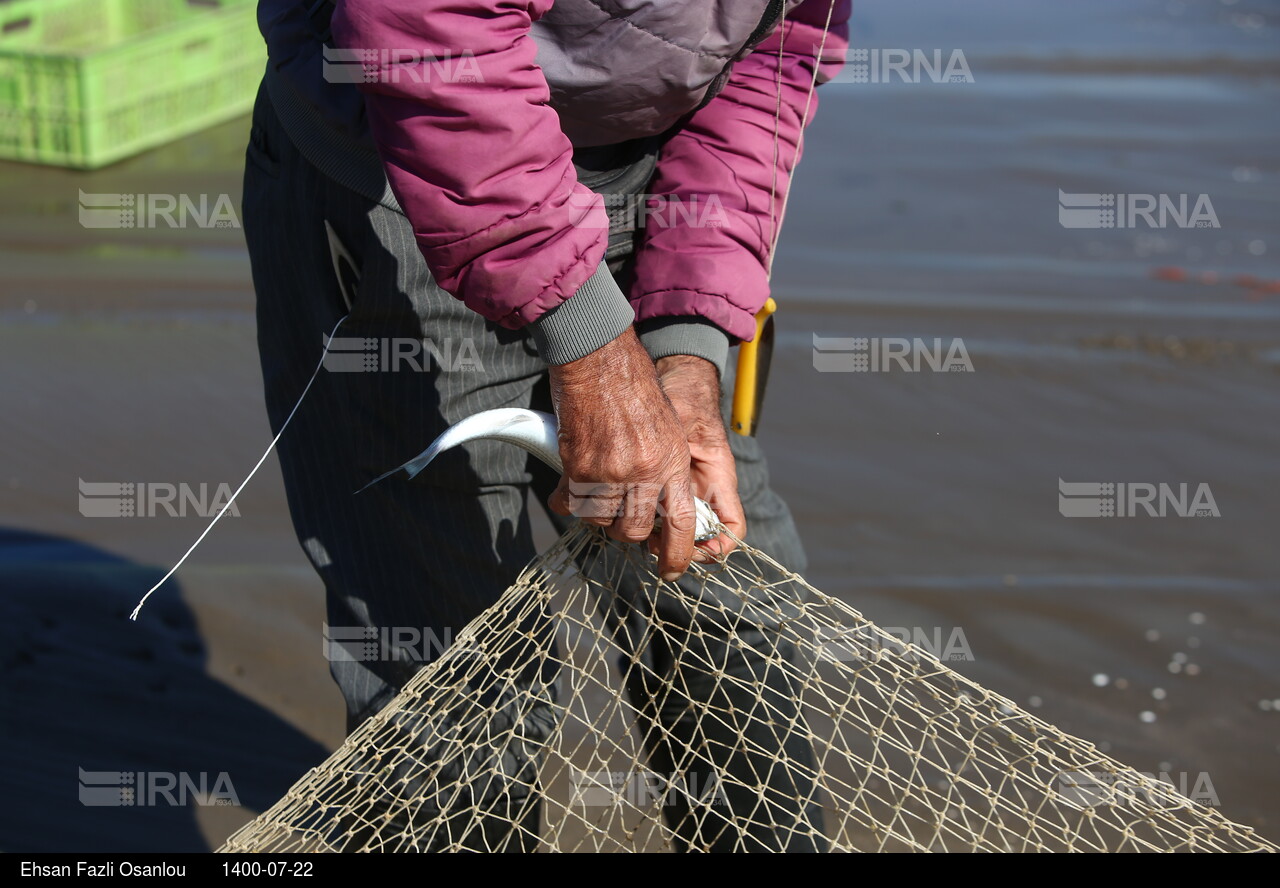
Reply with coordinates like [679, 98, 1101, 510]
[221, 523, 1277, 853]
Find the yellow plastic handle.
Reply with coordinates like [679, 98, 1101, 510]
[730, 297, 776, 436]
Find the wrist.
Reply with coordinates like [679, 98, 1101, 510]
[657, 350, 720, 377]
[550, 327, 656, 405]
[656, 353, 717, 377]
[656, 353, 723, 427]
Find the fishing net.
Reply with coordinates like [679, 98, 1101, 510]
[220, 523, 1277, 853]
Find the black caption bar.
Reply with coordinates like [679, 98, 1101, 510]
[12, 855, 337, 879]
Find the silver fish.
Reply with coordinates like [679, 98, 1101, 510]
[359, 407, 722, 541]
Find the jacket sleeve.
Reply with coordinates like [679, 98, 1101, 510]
[629, 0, 851, 347]
[330, 0, 633, 365]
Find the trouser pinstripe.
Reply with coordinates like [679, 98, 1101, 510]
[243, 83, 823, 851]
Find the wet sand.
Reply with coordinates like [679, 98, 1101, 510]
[2, 0, 1277, 850]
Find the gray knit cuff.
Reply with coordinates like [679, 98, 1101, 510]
[636, 317, 731, 379]
[528, 261, 635, 365]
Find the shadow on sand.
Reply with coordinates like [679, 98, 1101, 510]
[0, 527, 329, 852]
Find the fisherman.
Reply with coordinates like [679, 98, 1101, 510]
[245, 0, 850, 851]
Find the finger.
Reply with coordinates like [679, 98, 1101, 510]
[609, 482, 658, 544]
[704, 472, 746, 537]
[691, 464, 746, 559]
[694, 531, 738, 561]
[569, 479, 626, 527]
[654, 526, 728, 562]
[548, 474, 574, 517]
[655, 474, 696, 580]
[549, 476, 624, 526]
[692, 516, 739, 560]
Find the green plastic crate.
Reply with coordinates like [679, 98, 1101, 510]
[0, 0, 263, 168]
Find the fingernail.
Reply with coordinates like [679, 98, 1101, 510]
[661, 571, 682, 583]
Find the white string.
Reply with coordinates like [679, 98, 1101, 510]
[129, 9, 838, 623]
[766, 0, 839, 279]
[766, 7, 788, 277]
[128, 313, 349, 621]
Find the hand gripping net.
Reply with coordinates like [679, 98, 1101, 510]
[221, 523, 1277, 853]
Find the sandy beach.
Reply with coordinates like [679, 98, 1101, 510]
[1, 0, 1277, 850]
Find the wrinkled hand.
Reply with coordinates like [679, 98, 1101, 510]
[654, 354, 746, 561]
[547, 328, 697, 580]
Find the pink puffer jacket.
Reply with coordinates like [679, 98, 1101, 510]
[327, 0, 850, 354]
